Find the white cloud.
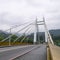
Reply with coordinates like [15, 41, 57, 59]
[0, 0, 60, 31]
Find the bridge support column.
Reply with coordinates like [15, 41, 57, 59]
[34, 31, 36, 44]
[43, 17, 48, 43]
[34, 18, 38, 44]
[44, 24, 48, 42]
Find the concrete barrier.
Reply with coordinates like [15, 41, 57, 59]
[49, 43, 60, 60]
[47, 48, 51, 60]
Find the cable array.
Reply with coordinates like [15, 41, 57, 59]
[1, 21, 34, 42]
[20, 25, 34, 43]
[13, 25, 33, 42]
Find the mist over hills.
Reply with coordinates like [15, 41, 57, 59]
[0, 29, 60, 38]
[0, 30, 10, 38]
[0, 29, 60, 46]
[49, 29, 60, 37]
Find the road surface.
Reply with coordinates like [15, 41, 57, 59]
[0, 45, 36, 60]
[0, 45, 47, 60]
[14, 45, 47, 60]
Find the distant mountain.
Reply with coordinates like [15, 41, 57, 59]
[37, 29, 60, 37]
[49, 29, 60, 37]
[0, 29, 60, 39]
[0, 30, 10, 38]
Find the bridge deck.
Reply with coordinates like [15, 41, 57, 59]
[0, 45, 47, 60]
[14, 45, 47, 60]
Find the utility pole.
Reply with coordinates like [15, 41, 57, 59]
[9, 28, 11, 46]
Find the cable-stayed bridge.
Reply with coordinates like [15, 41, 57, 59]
[0, 17, 60, 60]
[0, 17, 54, 45]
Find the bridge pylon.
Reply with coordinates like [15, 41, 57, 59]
[33, 17, 54, 44]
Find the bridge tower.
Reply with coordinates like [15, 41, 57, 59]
[34, 17, 49, 44]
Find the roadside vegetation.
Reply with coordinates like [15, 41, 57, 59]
[0, 30, 60, 46]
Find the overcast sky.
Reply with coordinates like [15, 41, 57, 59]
[0, 0, 60, 31]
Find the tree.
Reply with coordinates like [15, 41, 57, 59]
[11, 35, 18, 42]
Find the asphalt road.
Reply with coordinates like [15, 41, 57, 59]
[0, 45, 47, 60]
[14, 45, 47, 60]
[0, 45, 36, 60]
[0, 45, 33, 52]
